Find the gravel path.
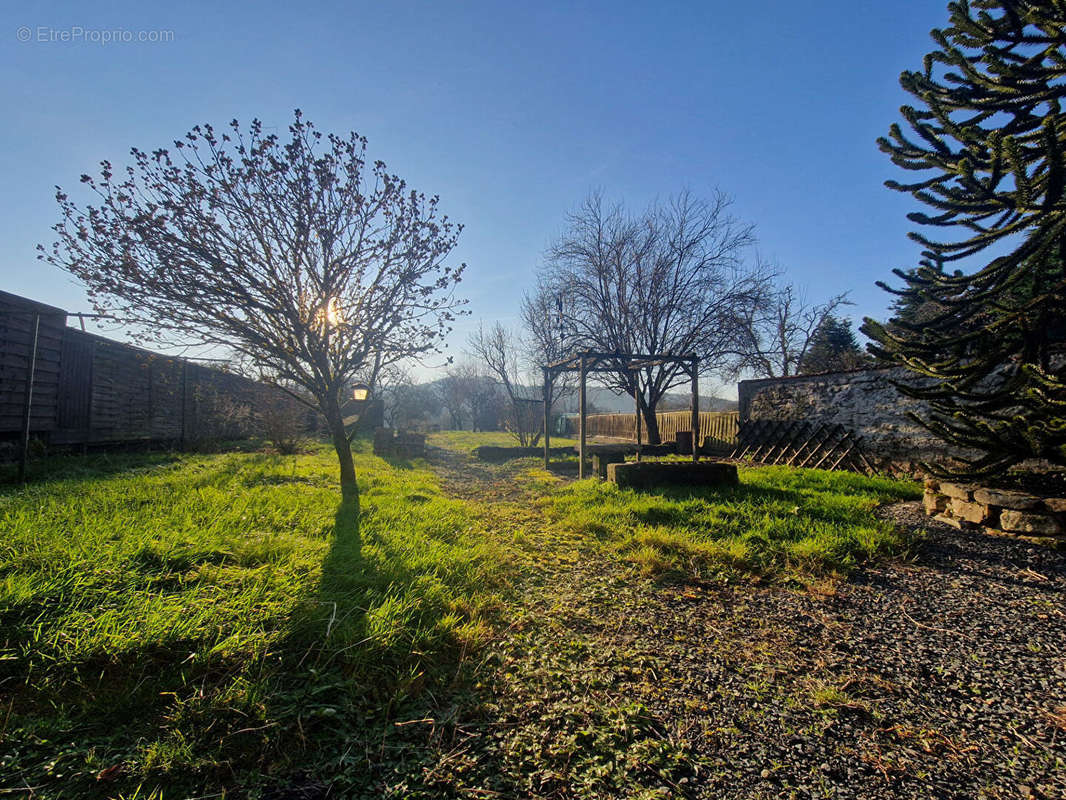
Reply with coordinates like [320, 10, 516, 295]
[415, 451, 1066, 800]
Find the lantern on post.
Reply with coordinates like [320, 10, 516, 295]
[342, 382, 372, 429]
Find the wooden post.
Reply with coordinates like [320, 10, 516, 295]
[634, 386, 642, 463]
[690, 356, 700, 464]
[18, 313, 40, 483]
[179, 360, 188, 449]
[578, 355, 587, 479]
[82, 339, 96, 456]
[542, 367, 551, 470]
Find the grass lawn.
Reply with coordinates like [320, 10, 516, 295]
[544, 464, 922, 581]
[0, 443, 509, 798]
[427, 430, 577, 452]
[0, 433, 920, 797]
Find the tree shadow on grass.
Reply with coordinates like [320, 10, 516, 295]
[259, 492, 482, 797]
[0, 493, 373, 800]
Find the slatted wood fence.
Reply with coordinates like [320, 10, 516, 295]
[0, 290, 311, 451]
[0, 294, 65, 436]
[566, 410, 739, 447]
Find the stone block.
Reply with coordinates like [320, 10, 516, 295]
[1000, 510, 1063, 536]
[923, 490, 947, 515]
[939, 483, 973, 501]
[972, 488, 1041, 511]
[1042, 497, 1066, 514]
[395, 432, 426, 457]
[934, 513, 973, 530]
[593, 451, 626, 479]
[607, 461, 739, 490]
[950, 497, 990, 525]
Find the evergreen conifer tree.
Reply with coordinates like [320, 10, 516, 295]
[862, 0, 1066, 477]
[798, 316, 867, 374]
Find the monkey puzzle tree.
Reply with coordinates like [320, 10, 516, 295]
[863, 1, 1066, 477]
[41, 111, 466, 498]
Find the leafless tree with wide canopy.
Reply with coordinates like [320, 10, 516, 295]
[725, 282, 852, 379]
[538, 190, 770, 443]
[41, 111, 466, 498]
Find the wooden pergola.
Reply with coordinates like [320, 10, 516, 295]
[542, 351, 701, 478]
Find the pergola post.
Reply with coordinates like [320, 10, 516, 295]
[542, 367, 551, 470]
[578, 355, 587, 479]
[690, 356, 700, 464]
[539, 351, 710, 474]
[634, 388, 642, 463]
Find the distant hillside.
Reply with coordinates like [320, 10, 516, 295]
[415, 377, 737, 414]
[565, 387, 737, 414]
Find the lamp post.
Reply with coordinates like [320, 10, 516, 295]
[342, 383, 372, 430]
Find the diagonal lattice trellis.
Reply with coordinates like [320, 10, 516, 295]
[730, 420, 875, 475]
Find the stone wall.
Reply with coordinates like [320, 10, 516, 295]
[924, 479, 1066, 540]
[737, 367, 962, 468]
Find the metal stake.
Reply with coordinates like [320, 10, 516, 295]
[18, 313, 40, 483]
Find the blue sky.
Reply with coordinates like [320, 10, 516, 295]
[2, 1, 950, 387]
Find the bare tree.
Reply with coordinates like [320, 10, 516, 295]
[436, 362, 474, 429]
[435, 360, 505, 431]
[380, 366, 442, 430]
[41, 112, 466, 498]
[725, 283, 852, 379]
[465, 368, 505, 432]
[540, 190, 767, 443]
[467, 322, 543, 446]
[520, 282, 576, 418]
[375, 363, 412, 427]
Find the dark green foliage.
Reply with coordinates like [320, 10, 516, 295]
[863, 0, 1066, 477]
[798, 316, 867, 374]
[885, 258, 1066, 350]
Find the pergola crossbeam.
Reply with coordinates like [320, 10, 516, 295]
[541, 350, 701, 477]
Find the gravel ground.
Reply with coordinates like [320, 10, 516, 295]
[409, 454, 1066, 800]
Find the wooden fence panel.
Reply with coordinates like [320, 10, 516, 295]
[149, 357, 184, 441]
[55, 330, 94, 436]
[0, 293, 67, 434]
[89, 338, 156, 442]
[567, 410, 739, 445]
[1, 291, 315, 451]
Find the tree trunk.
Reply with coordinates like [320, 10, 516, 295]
[322, 395, 358, 500]
[639, 396, 662, 445]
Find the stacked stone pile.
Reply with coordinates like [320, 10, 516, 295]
[924, 478, 1066, 539]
